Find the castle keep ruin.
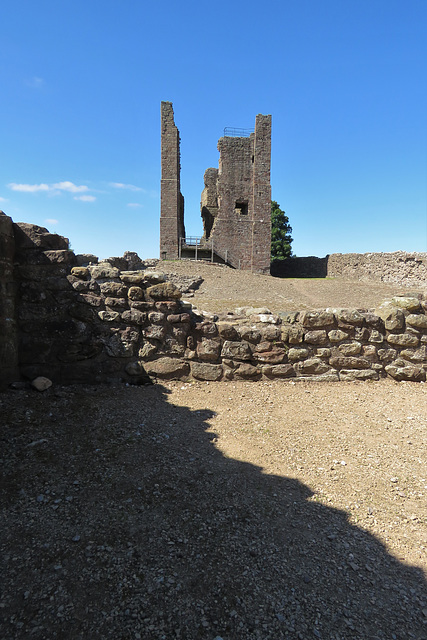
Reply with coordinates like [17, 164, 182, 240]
[160, 102, 272, 274]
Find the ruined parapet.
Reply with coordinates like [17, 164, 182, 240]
[200, 114, 272, 273]
[160, 102, 185, 260]
[0, 212, 19, 388]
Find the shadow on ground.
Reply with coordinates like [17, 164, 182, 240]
[1, 383, 426, 639]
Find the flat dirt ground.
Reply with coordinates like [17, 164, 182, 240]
[1, 266, 427, 640]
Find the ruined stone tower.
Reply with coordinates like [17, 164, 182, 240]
[160, 103, 272, 273]
[160, 102, 185, 260]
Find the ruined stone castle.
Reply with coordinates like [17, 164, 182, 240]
[160, 102, 272, 274]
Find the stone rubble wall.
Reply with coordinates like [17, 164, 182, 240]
[2, 217, 427, 388]
[327, 251, 427, 288]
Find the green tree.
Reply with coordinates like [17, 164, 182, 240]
[271, 200, 293, 261]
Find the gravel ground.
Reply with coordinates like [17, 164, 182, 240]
[1, 267, 427, 640]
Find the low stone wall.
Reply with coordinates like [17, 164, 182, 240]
[271, 256, 328, 278]
[327, 251, 427, 288]
[2, 215, 427, 388]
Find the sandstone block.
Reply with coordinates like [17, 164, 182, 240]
[121, 310, 147, 325]
[144, 325, 166, 340]
[368, 329, 384, 344]
[254, 348, 287, 364]
[301, 310, 335, 328]
[234, 363, 261, 379]
[147, 282, 181, 300]
[139, 343, 157, 360]
[288, 348, 309, 362]
[400, 346, 427, 362]
[337, 310, 364, 326]
[119, 271, 145, 284]
[144, 358, 190, 379]
[143, 270, 165, 284]
[105, 297, 127, 309]
[148, 311, 165, 324]
[385, 364, 426, 382]
[329, 356, 371, 370]
[197, 339, 221, 362]
[128, 286, 144, 301]
[100, 281, 127, 297]
[200, 321, 218, 337]
[89, 264, 120, 279]
[221, 340, 252, 361]
[406, 314, 427, 330]
[259, 325, 281, 341]
[384, 309, 405, 331]
[304, 330, 327, 345]
[287, 326, 304, 344]
[217, 322, 239, 340]
[316, 348, 331, 358]
[71, 266, 89, 279]
[190, 362, 223, 381]
[254, 341, 272, 353]
[362, 345, 377, 358]
[338, 342, 362, 356]
[354, 327, 370, 341]
[340, 369, 379, 381]
[262, 364, 295, 378]
[31, 376, 53, 391]
[391, 296, 421, 312]
[237, 326, 261, 343]
[294, 358, 330, 375]
[378, 348, 397, 362]
[387, 333, 419, 347]
[328, 329, 349, 343]
[155, 301, 180, 313]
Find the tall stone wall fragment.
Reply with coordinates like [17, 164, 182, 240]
[0, 212, 19, 388]
[160, 101, 185, 260]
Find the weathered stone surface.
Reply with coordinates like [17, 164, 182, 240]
[144, 325, 167, 340]
[217, 322, 239, 340]
[221, 340, 252, 361]
[234, 363, 261, 379]
[89, 264, 120, 279]
[190, 362, 223, 381]
[362, 345, 377, 359]
[337, 310, 364, 326]
[400, 346, 427, 362]
[262, 363, 295, 378]
[259, 325, 281, 341]
[250, 313, 280, 324]
[287, 348, 309, 362]
[31, 376, 52, 391]
[329, 356, 371, 370]
[301, 310, 335, 328]
[121, 310, 147, 325]
[368, 329, 384, 344]
[147, 282, 181, 300]
[246, 306, 271, 316]
[237, 326, 261, 343]
[384, 309, 405, 331]
[76, 253, 98, 266]
[287, 326, 304, 344]
[406, 314, 427, 330]
[278, 311, 299, 324]
[316, 348, 331, 358]
[385, 364, 426, 382]
[14, 223, 69, 250]
[143, 270, 165, 284]
[104, 331, 137, 357]
[148, 311, 165, 324]
[167, 314, 181, 323]
[155, 301, 180, 313]
[338, 342, 362, 356]
[254, 348, 287, 364]
[391, 296, 421, 312]
[294, 358, 330, 375]
[100, 281, 127, 297]
[128, 286, 144, 301]
[71, 266, 89, 279]
[200, 321, 218, 337]
[105, 297, 127, 309]
[98, 310, 120, 322]
[363, 312, 384, 329]
[328, 329, 349, 343]
[304, 330, 327, 345]
[378, 348, 397, 362]
[387, 333, 419, 347]
[119, 271, 145, 284]
[254, 341, 272, 353]
[197, 339, 221, 362]
[139, 343, 157, 360]
[297, 372, 340, 382]
[340, 369, 379, 381]
[144, 358, 190, 379]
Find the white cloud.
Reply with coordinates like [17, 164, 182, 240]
[26, 76, 44, 88]
[8, 181, 90, 194]
[45, 218, 59, 225]
[110, 182, 144, 192]
[52, 181, 89, 193]
[0, 196, 8, 202]
[127, 202, 143, 208]
[74, 195, 96, 202]
[8, 183, 50, 192]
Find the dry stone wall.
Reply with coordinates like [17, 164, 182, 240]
[2, 216, 427, 388]
[327, 252, 427, 288]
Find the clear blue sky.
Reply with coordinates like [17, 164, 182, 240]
[1, 0, 426, 259]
